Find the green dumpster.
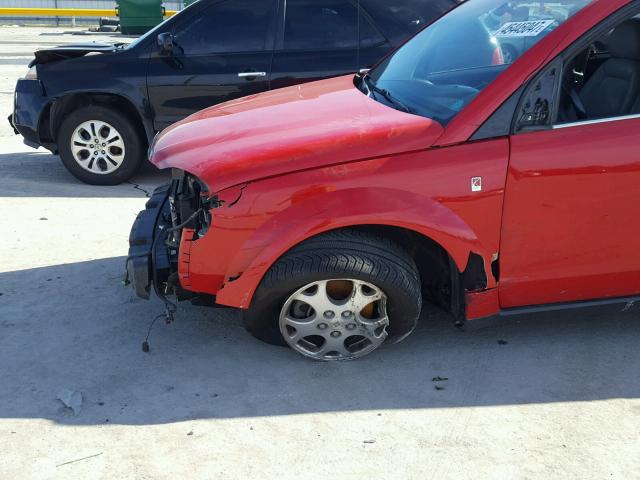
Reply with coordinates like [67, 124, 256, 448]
[117, 0, 164, 35]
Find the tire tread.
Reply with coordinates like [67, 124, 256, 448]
[245, 228, 423, 347]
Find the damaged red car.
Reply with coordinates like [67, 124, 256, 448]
[127, 0, 640, 361]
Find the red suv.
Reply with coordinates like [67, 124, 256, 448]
[127, 0, 640, 361]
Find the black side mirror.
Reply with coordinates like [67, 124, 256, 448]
[157, 32, 174, 55]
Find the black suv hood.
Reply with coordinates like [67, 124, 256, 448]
[30, 42, 123, 66]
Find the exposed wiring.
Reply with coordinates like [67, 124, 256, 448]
[142, 216, 180, 353]
[126, 180, 152, 198]
[166, 209, 202, 232]
[141, 290, 177, 353]
[138, 189, 211, 352]
[142, 313, 164, 353]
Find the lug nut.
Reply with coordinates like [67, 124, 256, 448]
[342, 311, 353, 318]
[317, 323, 328, 330]
[323, 311, 335, 319]
[330, 331, 341, 338]
[346, 323, 356, 330]
[101, 150, 105, 154]
[89, 144, 94, 148]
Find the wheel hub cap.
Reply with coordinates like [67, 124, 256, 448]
[279, 279, 389, 361]
[70, 120, 125, 175]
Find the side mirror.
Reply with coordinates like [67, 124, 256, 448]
[157, 32, 174, 55]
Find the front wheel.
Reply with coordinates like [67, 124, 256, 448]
[244, 229, 422, 361]
[57, 105, 145, 185]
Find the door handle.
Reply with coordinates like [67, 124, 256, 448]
[238, 71, 266, 78]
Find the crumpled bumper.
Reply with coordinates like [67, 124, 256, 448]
[11, 78, 51, 150]
[125, 184, 173, 299]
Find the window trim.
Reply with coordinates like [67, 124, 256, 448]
[469, 85, 523, 141]
[553, 112, 640, 129]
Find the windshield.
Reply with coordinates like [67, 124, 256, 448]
[364, 0, 593, 125]
[126, 17, 173, 50]
[125, 2, 198, 50]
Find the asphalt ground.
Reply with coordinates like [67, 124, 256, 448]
[0, 26, 638, 480]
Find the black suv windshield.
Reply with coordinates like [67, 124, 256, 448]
[363, 0, 593, 125]
[125, 2, 199, 51]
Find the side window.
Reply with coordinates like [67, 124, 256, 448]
[174, 0, 273, 55]
[283, 0, 358, 50]
[556, 17, 640, 125]
[359, 12, 387, 49]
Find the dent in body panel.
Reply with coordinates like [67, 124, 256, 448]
[181, 137, 510, 311]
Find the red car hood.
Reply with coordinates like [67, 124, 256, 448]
[151, 75, 444, 193]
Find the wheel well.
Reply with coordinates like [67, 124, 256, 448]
[46, 93, 149, 147]
[344, 225, 464, 320]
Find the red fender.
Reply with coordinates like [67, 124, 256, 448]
[215, 186, 497, 309]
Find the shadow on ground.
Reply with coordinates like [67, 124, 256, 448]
[1, 256, 639, 426]
[0, 150, 169, 198]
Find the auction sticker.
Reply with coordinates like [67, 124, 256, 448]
[493, 20, 554, 37]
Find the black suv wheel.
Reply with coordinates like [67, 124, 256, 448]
[57, 105, 145, 185]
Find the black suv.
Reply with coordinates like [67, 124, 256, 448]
[10, 0, 458, 185]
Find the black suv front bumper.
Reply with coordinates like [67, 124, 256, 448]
[126, 184, 174, 299]
[11, 78, 52, 150]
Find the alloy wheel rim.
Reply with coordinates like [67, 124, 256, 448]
[279, 279, 389, 361]
[70, 120, 126, 174]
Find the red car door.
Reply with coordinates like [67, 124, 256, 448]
[500, 106, 640, 308]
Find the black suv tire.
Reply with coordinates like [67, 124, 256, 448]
[57, 105, 145, 185]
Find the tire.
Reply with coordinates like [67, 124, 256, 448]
[57, 104, 145, 185]
[243, 229, 422, 360]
